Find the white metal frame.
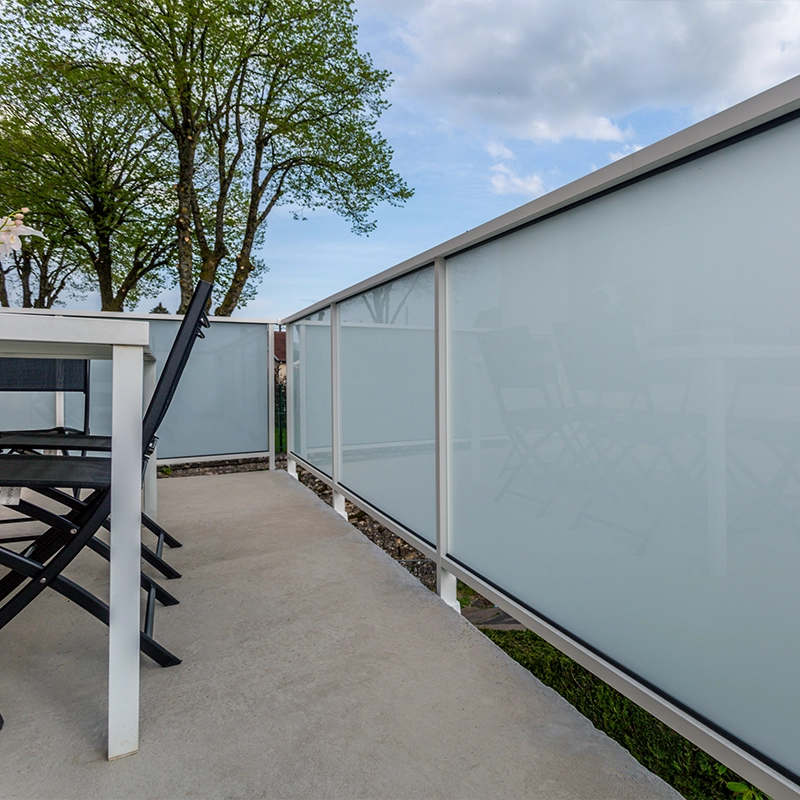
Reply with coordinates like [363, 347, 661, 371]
[434, 257, 458, 611]
[282, 77, 800, 797]
[0, 307, 280, 326]
[330, 303, 346, 518]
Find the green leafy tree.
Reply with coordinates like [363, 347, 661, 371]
[0, 231, 92, 308]
[0, 36, 178, 310]
[19, 0, 412, 314]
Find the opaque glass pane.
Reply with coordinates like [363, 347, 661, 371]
[148, 320, 269, 458]
[69, 320, 269, 459]
[291, 309, 332, 475]
[0, 391, 56, 431]
[446, 116, 800, 778]
[339, 268, 436, 542]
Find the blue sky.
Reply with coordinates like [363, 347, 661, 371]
[166, 0, 800, 319]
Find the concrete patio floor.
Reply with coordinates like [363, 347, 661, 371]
[0, 470, 681, 799]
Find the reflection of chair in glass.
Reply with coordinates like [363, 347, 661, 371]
[553, 315, 704, 547]
[726, 357, 800, 536]
[477, 327, 578, 512]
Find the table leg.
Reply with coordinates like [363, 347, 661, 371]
[706, 357, 727, 577]
[108, 344, 143, 759]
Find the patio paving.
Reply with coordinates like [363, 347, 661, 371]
[0, 470, 681, 799]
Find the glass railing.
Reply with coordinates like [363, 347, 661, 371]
[283, 81, 800, 798]
[291, 308, 332, 475]
[0, 314, 278, 462]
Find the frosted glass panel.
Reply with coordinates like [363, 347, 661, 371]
[291, 309, 332, 475]
[70, 320, 269, 459]
[0, 391, 56, 431]
[148, 320, 269, 458]
[447, 116, 800, 779]
[339, 268, 436, 542]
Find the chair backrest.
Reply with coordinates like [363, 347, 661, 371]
[141, 280, 213, 454]
[0, 358, 87, 392]
[0, 357, 91, 433]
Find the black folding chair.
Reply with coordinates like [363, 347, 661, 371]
[0, 280, 213, 667]
[0, 354, 181, 578]
[0, 357, 98, 539]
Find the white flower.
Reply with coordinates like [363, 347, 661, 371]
[0, 211, 44, 257]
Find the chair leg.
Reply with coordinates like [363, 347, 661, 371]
[0, 526, 181, 667]
[144, 586, 157, 638]
[0, 490, 110, 629]
[143, 513, 182, 549]
[31, 487, 183, 554]
[0, 512, 84, 602]
[4, 498, 183, 584]
[139, 542, 181, 579]
[85, 536, 180, 604]
[50, 573, 180, 668]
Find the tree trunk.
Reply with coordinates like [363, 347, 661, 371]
[0, 268, 9, 307]
[175, 151, 195, 312]
[200, 250, 222, 282]
[215, 249, 252, 316]
[19, 251, 33, 307]
[94, 237, 117, 311]
[34, 249, 53, 308]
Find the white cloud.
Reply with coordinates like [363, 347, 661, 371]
[489, 163, 545, 196]
[608, 143, 644, 163]
[362, 0, 800, 143]
[486, 141, 515, 160]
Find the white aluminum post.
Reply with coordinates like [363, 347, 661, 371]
[268, 323, 276, 470]
[108, 344, 143, 759]
[286, 324, 297, 479]
[143, 359, 157, 521]
[435, 257, 459, 612]
[299, 323, 308, 463]
[330, 303, 346, 518]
